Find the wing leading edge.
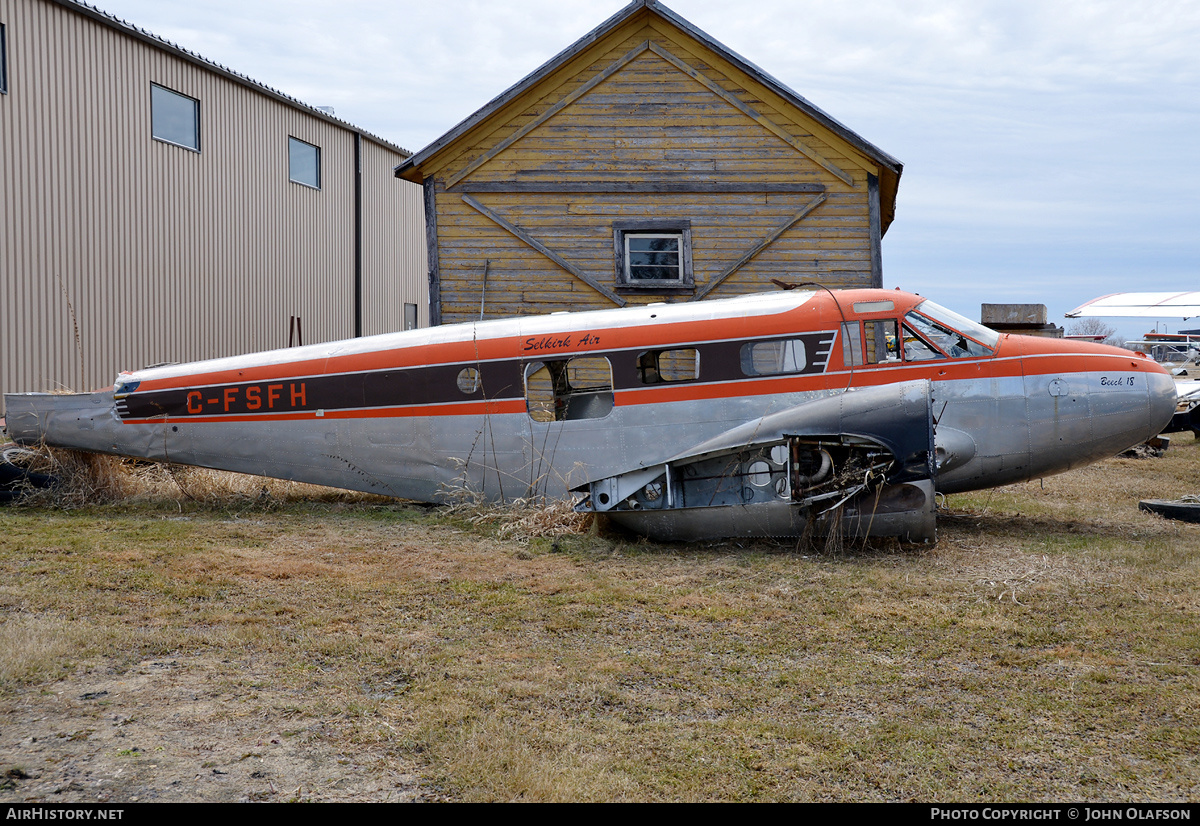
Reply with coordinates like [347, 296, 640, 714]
[1066, 292, 1200, 319]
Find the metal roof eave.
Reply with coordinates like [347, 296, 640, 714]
[50, 0, 413, 158]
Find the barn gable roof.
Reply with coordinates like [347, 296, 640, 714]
[395, 0, 902, 227]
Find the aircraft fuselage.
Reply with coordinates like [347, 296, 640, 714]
[3, 289, 1176, 539]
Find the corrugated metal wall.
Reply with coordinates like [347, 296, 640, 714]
[0, 0, 426, 407]
[361, 140, 428, 335]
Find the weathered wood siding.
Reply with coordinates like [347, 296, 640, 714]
[417, 13, 885, 325]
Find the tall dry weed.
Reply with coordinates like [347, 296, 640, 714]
[436, 457, 593, 540]
[4, 446, 143, 506]
[3, 444, 378, 509]
[445, 496, 593, 540]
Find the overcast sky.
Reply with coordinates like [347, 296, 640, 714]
[91, 0, 1200, 337]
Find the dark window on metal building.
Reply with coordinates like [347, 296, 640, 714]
[288, 137, 320, 189]
[1, 23, 8, 95]
[151, 83, 199, 151]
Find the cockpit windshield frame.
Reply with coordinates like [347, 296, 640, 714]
[910, 300, 1000, 356]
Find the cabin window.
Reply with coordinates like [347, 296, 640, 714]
[457, 367, 481, 394]
[151, 83, 200, 151]
[841, 322, 862, 366]
[1, 23, 8, 95]
[741, 338, 808, 376]
[288, 137, 321, 188]
[613, 221, 693, 292]
[637, 348, 700, 383]
[525, 356, 614, 422]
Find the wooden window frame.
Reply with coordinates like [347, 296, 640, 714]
[613, 220, 693, 295]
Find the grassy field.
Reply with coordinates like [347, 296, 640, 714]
[1, 436, 1198, 801]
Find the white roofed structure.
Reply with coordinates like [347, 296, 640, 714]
[1067, 292, 1200, 319]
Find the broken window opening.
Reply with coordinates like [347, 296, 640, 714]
[905, 311, 993, 359]
[638, 348, 700, 384]
[525, 356, 614, 422]
[841, 319, 901, 366]
[910, 300, 999, 354]
[901, 325, 946, 361]
[457, 367, 481, 394]
[864, 319, 900, 364]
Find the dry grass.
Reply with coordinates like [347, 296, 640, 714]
[1, 435, 1198, 801]
[0, 614, 105, 691]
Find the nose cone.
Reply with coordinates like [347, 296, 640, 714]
[1148, 370, 1181, 436]
[1001, 332, 1180, 461]
[1002, 335, 1177, 433]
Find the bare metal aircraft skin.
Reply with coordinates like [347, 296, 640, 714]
[3, 289, 1177, 542]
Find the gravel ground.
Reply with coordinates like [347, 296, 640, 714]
[1, 655, 435, 803]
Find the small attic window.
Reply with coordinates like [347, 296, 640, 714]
[613, 220, 693, 293]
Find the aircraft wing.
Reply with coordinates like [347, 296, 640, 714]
[573, 380, 937, 542]
[1066, 292, 1200, 319]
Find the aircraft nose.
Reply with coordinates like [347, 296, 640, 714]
[1148, 371, 1179, 435]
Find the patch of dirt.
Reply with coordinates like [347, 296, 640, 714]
[0, 656, 436, 803]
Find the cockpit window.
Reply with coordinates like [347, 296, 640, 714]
[905, 311, 993, 358]
[901, 325, 945, 361]
[912, 300, 1000, 353]
[865, 319, 900, 364]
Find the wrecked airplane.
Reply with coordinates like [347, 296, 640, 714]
[3, 289, 1178, 542]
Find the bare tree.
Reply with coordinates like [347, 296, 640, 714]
[1067, 318, 1117, 344]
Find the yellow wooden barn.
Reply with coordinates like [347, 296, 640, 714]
[396, 0, 902, 325]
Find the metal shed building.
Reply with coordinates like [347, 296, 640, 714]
[0, 0, 427, 409]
